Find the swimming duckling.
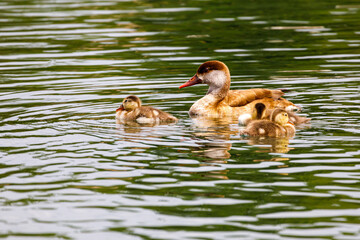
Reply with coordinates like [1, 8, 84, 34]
[115, 95, 178, 124]
[240, 104, 295, 137]
[239, 102, 310, 126]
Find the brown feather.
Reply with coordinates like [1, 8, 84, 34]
[242, 100, 309, 125]
[181, 61, 303, 119]
[121, 106, 176, 122]
[115, 96, 177, 123]
[288, 112, 311, 124]
[240, 110, 296, 137]
[225, 89, 284, 107]
[241, 120, 286, 137]
[234, 97, 298, 117]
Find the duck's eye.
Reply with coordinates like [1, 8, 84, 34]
[284, 113, 288, 117]
[124, 99, 128, 103]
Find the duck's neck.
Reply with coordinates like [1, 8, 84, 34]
[205, 70, 231, 101]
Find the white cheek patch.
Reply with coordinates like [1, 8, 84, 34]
[238, 113, 252, 125]
[209, 70, 226, 84]
[205, 70, 227, 93]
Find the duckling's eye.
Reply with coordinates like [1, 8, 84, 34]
[284, 113, 288, 117]
[124, 99, 128, 103]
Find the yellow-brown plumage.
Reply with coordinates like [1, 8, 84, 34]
[115, 95, 177, 124]
[240, 104, 296, 137]
[179, 60, 300, 118]
[238, 100, 310, 125]
[225, 88, 284, 107]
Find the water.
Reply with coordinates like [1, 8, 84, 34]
[1, 0, 360, 239]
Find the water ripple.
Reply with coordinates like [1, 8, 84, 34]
[1, 0, 360, 239]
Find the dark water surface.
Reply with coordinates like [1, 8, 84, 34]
[1, 0, 360, 239]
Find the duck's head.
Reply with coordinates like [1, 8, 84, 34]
[179, 61, 230, 91]
[118, 95, 141, 112]
[270, 108, 290, 126]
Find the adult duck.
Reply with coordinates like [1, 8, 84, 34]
[179, 60, 299, 119]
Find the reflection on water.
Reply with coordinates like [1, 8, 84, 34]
[1, 0, 360, 239]
[247, 136, 293, 154]
[190, 116, 237, 159]
[190, 116, 300, 158]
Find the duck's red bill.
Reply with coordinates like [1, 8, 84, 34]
[179, 74, 202, 89]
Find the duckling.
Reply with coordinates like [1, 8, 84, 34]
[240, 104, 295, 137]
[239, 102, 310, 125]
[239, 102, 267, 125]
[115, 95, 178, 124]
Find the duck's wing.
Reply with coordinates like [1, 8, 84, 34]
[225, 89, 284, 107]
[156, 109, 178, 122]
[139, 106, 178, 123]
[235, 97, 301, 120]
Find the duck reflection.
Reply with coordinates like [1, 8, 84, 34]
[115, 118, 178, 134]
[190, 116, 237, 159]
[116, 112, 298, 162]
[190, 115, 297, 160]
[246, 136, 294, 154]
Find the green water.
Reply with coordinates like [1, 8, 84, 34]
[1, 0, 360, 239]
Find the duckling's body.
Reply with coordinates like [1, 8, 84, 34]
[243, 120, 287, 137]
[240, 105, 296, 137]
[116, 95, 177, 124]
[179, 60, 300, 118]
[238, 101, 310, 126]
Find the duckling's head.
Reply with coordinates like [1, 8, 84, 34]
[122, 95, 141, 111]
[179, 61, 230, 91]
[252, 103, 266, 120]
[270, 108, 289, 126]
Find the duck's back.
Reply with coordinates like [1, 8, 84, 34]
[235, 97, 299, 121]
[225, 89, 284, 107]
[135, 106, 177, 123]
